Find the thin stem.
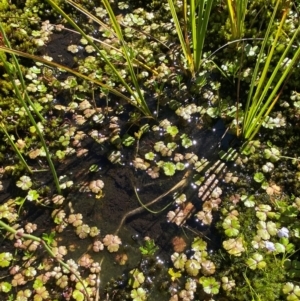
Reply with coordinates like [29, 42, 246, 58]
[0, 24, 61, 193]
[0, 123, 32, 173]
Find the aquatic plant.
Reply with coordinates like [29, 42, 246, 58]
[226, 0, 248, 40]
[44, 0, 152, 117]
[0, 219, 92, 300]
[0, 23, 61, 193]
[139, 237, 159, 256]
[239, 0, 300, 140]
[167, 0, 213, 77]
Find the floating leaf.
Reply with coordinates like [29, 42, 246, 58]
[199, 276, 220, 295]
[171, 253, 187, 270]
[283, 282, 294, 294]
[254, 172, 265, 183]
[168, 268, 182, 281]
[241, 194, 255, 207]
[266, 221, 277, 236]
[223, 237, 245, 256]
[175, 162, 186, 170]
[185, 153, 198, 164]
[163, 162, 176, 176]
[139, 239, 158, 256]
[103, 234, 122, 252]
[154, 141, 165, 152]
[246, 253, 266, 270]
[222, 216, 240, 237]
[0, 252, 13, 267]
[275, 243, 286, 253]
[130, 288, 147, 301]
[241, 140, 260, 155]
[16, 175, 32, 190]
[206, 107, 219, 118]
[122, 134, 135, 146]
[0, 282, 11, 293]
[166, 125, 179, 137]
[129, 269, 145, 288]
[27, 190, 39, 201]
[257, 221, 270, 240]
[264, 147, 281, 162]
[145, 152, 155, 161]
[181, 134, 193, 148]
[192, 237, 207, 251]
[185, 259, 201, 276]
[167, 142, 177, 151]
[72, 290, 84, 301]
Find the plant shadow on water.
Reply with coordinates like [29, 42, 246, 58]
[68, 115, 234, 298]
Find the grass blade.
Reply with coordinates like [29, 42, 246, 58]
[46, 0, 152, 116]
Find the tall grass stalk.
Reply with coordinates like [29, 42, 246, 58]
[226, 0, 248, 40]
[241, 0, 300, 141]
[45, 0, 152, 117]
[0, 123, 32, 174]
[167, 0, 213, 77]
[0, 46, 133, 103]
[0, 24, 61, 194]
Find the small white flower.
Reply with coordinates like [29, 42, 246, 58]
[265, 241, 275, 252]
[277, 227, 289, 238]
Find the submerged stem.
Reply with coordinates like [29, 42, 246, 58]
[114, 170, 192, 235]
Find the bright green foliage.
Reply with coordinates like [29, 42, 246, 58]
[167, 0, 213, 76]
[0, 281, 11, 293]
[254, 172, 265, 183]
[135, 124, 150, 140]
[130, 287, 147, 301]
[241, 1, 300, 140]
[171, 253, 187, 270]
[199, 276, 220, 295]
[175, 162, 185, 170]
[0, 252, 13, 268]
[223, 237, 245, 256]
[144, 152, 155, 161]
[222, 216, 240, 237]
[139, 239, 159, 256]
[185, 259, 200, 276]
[226, 0, 248, 40]
[0, 0, 9, 10]
[42, 232, 55, 245]
[241, 194, 255, 207]
[206, 107, 219, 118]
[122, 134, 135, 146]
[168, 268, 182, 282]
[27, 190, 39, 201]
[33, 279, 44, 289]
[56, 150, 66, 160]
[191, 237, 207, 251]
[282, 282, 300, 301]
[129, 269, 145, 288]
[181, 134, 193, 148]
[72, 289, 84, 301]
[163, 162, 176, 176]
[246, 253, 266, 270]
[166, 125, 179, 138]
[241, 140, 261, 155]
